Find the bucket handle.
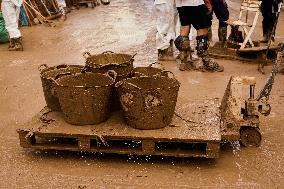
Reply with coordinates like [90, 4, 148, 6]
[107, 70, 117, 81]
[83, 51, 92, 59]
[130, 53, 137, 59]
[81, 65, 92, 73]
[50, 72, 72, 96]
[148, 62, 165, 70]
[102, 51, 114, 54]
[54, 72, 72, 80]
[55, 64, 68, 69]
[38, 64, 49, 72]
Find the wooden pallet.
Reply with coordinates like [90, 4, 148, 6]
[17, 99, 221, 158]
[209, 42, 277, 63]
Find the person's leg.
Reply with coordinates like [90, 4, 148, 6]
[56, 0, 67, 20]
[155, 1, 176, 61]
[193, 5, 223, 72]
[1, 1, 23, 51]
[213, 0, 229, 43]
[261, 0, 276, 42]
[174, 6, 191, 66]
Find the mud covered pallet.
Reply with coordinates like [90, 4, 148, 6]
[17, 99, 221, 158]
[209, 42, 278, 63]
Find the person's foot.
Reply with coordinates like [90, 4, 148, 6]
[260, 34, 269, 43]
[9, 37, 23, 51]
[101, 0, 110, 5]
[202, 58, 224, 72]
[8, 38, 15, 49]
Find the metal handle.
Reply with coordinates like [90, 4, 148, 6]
[38, 64, 48, 72]
[83, 51, 91, 59]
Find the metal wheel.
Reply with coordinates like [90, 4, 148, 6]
[240, 127, 262, 147]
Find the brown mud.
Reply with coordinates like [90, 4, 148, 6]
[0, 0, 284, 188]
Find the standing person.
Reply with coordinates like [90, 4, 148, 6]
[260, 0, 282, 42]
[155, 0, 178, 61]
[208, 0, 229, 45]
[56, 0, 67, 21]
[0, 0, 23, 51]
[174, 0, 224, 72]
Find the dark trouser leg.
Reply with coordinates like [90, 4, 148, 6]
[218, 21, 227, 42]
[261, 0, 277, 42]
[213, 0, 229, 43]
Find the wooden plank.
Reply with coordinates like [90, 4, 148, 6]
[19, 132, 217, 158]
[238, 45, 279, 52]
[142, 140, 155, 153]
[206, 143, 220, 158]
[18, 130, 34, 148]
[78, 137, 91, 150]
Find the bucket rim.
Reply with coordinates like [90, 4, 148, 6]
[84, 51, 136, 67]
[55, 72, 116, 88]
[40, 64, 84, 78]
[115, 75, 180, 90]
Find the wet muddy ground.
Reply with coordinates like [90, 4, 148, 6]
[0, 0, 284, 188]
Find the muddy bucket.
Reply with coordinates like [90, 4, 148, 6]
[132, 62, 167, 77]
[83, 51, 136, 111]
[83, 51, 135, 78]
[39, 64, 84, 111]
[54, 71, 116, 125]
[115, 71, 180, 130]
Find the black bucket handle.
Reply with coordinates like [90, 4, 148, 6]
[38, 64, 49, 72]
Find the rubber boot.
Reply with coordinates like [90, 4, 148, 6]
[218, 26, 227, 47]
[8, 38, 15, 50]
[9, 37, 23, 51]
[261, 23, 269, 43]
[168, 39, 174, 56]
[158, 40, 175, 61]
[196, 35, 224, 72]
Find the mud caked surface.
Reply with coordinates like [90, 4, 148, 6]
[1, 0, 284, 188]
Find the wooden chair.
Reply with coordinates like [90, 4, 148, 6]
[226, 0, 262, 49]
